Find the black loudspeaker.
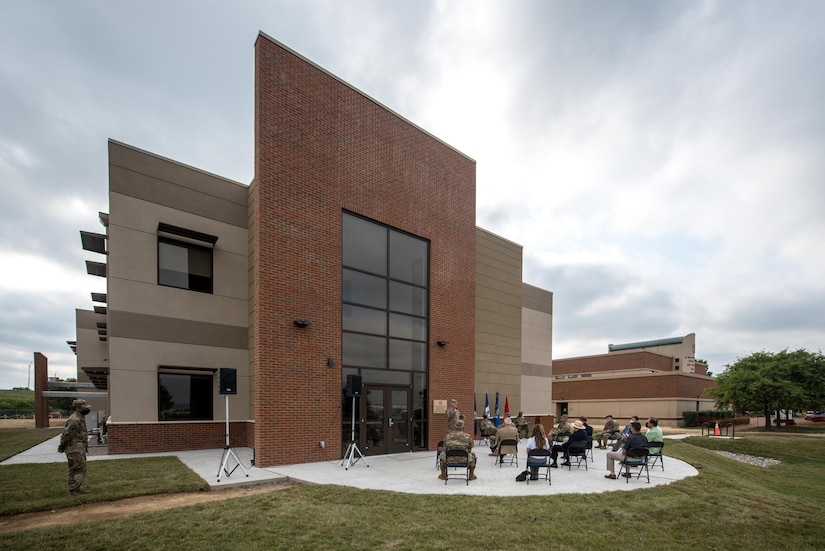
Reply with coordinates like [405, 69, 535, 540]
[345, 374, 362, 397]
[218, 368, 237, 395]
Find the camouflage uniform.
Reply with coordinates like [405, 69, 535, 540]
[513, 413, 529, 439]
[58, 407, 88, 494]
[478, 417, 496, 438]
[439, 429, 477, 469]
[446, 404, 460, 431]
[551, 418, 573, 440]
[595, 418, 620, 448]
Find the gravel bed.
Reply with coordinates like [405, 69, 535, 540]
[713, 450, 781, 468]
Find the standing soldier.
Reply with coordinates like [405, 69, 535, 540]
[513, 411, 529, 439]
[58, 399, 91, 496]
[446, 398, 460, 431]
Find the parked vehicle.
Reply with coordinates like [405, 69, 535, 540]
[805, 411, 825, 422]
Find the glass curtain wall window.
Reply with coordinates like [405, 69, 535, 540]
[158, 237, 213, 293]
[341, 211, 430, 450]
[157, 370, 214, 421]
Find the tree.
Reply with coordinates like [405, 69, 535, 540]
[708, 349, 825, 429]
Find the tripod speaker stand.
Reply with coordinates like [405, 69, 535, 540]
[341, 375, 368, 470]
[217, 390, 248, 482]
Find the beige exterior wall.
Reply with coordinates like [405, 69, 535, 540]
[106, 140, 251, 424]
[609, 333, 698, 373]
[474, 228, 523, 414]
[521, 284, 553, 417]
[74, 308, 109, 414]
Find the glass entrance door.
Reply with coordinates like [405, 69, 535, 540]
[361, 385, 411, 455]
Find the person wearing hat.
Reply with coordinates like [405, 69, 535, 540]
[438, 418, 477, 481]
[58, 398, 92, 496]
[446, 398, 460, 431]
[549, 419, 588, 467]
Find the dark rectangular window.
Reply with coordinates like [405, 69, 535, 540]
[158, 371, 213, 421]
[158, 237, 213, 293]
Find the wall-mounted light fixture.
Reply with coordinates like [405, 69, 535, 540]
[436, 340, 448, 347]
[293, 319, 311, 328]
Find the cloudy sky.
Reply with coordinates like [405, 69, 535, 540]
[1, 1, 823, 389]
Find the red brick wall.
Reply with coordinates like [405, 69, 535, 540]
[252, 34, 476, 467]
[553, 351, 673, 375]
[552, 373, 714, 401]
[108, 422, 254, 454]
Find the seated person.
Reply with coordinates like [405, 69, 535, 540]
[595, 415, 620, 449]
[645, 417, 663, 444]
[513, 411, 529, 439]
[525, 424, 550, 480]
[477, 413, 497, 441]
[612, 416, 640, 451]
[550, 419, 588, 467]
[438, 419, 477, 480]
[489, 416, 519, 457]
[605, 421, 648, 479]
[551, 414, 573, 441]
[579, 416, 593, 437]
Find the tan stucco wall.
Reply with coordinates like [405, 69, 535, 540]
[474, 228, 523, 414]
[521, 284, 552, 417]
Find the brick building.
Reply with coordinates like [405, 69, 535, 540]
[74, 33, 553, 467]
[551, 334, 715, 427]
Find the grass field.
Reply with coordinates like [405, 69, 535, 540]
[2, 426, 825, 550]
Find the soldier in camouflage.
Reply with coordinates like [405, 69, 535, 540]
[513, 411, 529, 439]
[595, 414, 620, 449]
[58, 398, 91, 496]
[446, 398, 460, 431]
[438, 418, 477, 481]
[550, 414, 573, 441]
[478, 413, 497, 441]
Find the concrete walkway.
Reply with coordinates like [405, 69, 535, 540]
[3, 434, 698, 496]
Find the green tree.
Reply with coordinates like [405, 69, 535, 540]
[708, 349, 825, 429]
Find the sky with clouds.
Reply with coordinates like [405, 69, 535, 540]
[1, 1, 823, 389]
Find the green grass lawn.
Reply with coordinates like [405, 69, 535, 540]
[2, 428, 825, 550]
[0, 427, 61, 462]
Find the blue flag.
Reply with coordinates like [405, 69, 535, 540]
[484, 393, 490, 418]
[494, 392, 500, 427]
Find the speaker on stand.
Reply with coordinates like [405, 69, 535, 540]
[341, 374, 368, 469]
[216, 368, 248, 482]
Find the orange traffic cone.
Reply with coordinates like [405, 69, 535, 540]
[714, 421, 721, 436]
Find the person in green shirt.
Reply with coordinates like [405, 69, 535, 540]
[645, 417, 663, 443]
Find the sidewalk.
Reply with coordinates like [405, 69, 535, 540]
[3, 434, 698, 496]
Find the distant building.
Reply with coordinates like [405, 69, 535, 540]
[551, 333, 715, 427]
[72, 33, 553, 466]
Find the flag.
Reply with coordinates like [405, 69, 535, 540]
[504, 394, 510, 416]
[484, 393, 490, 418]
[494, 392, 500, 427]
[473, 394, 478, 435]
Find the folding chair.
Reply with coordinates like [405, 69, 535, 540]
[496, 438, 519, 468]
[565, 439, 588, 471]
[526, 448, 552, 485]
[648, 440, 665, 471]
[617, 448, 650, 483]
[444, 448, 470, 485]
[585, 436, 594, 462]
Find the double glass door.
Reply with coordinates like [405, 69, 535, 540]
[361, 385, 411, 455]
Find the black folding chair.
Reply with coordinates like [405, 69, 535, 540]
[565, 439, 588, 471]
[496, 438, 519, 468]
[648, 440, 665, 470]
[617, 448, 650, 483]
[526, 448, 552, 485]
[444, 448, 470, 485]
